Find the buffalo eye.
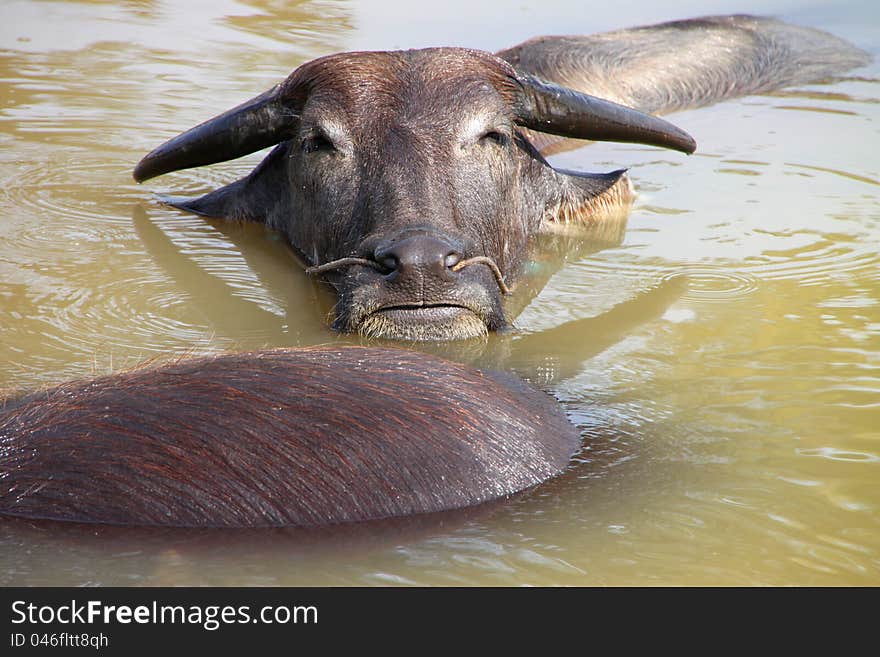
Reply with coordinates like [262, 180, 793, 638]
[301, 132, 336, 154]
[479, 130, 508, 147]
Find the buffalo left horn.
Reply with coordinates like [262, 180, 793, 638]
[513, 73, 697, 154]
[133, 85, 295, 183]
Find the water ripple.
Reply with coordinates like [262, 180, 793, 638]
[796, 447, 880, 463]
[661, 267, 760, 301]
[568, 230, 879, 296]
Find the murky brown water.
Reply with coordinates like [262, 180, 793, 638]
[1, 0, 878, 585]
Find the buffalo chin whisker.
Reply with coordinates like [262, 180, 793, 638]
[304, 257, 387, 276]
[451, 256, 511, 296]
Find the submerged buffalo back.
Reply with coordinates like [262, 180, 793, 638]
[0, 347, 579, 528]
[499, 15, 870, 117]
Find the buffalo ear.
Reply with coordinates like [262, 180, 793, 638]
[512, 131, 633, 232]
[540, 167, 634, 233]
[159, 142, 293, 227]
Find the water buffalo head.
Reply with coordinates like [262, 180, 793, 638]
[134, 48, 694, 341]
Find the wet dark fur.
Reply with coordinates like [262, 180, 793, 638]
[0, 347, 579, 528]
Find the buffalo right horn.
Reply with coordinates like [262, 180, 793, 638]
[133, 85, 296, 183]
[513, 73, 697, 154]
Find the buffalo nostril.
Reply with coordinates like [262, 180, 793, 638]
[373, 233, 465, 276]
[444, 252, 461, 269]
[379, 254, 398, 272]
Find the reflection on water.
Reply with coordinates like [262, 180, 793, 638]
[1, 0, 879, 585]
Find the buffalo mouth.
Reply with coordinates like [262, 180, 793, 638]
[376, 303, 472, 322]
[357, 303, 490, 341]
[320, 252, 510, 341]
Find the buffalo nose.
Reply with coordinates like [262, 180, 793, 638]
[374, 234, 463, 277]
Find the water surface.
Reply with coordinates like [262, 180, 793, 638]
[1, 0, 878, 585]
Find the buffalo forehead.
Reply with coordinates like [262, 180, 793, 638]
[300, 48, 512, 136]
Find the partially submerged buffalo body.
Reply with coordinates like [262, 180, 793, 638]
[0, 347, 579, 527]
[1, 16, 869, 529]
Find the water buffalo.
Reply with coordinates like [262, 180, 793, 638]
[134, 15, 868, 341]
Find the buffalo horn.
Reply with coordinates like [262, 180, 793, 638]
[514, 74, 697, 154]
[133, 85, 294, 182]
